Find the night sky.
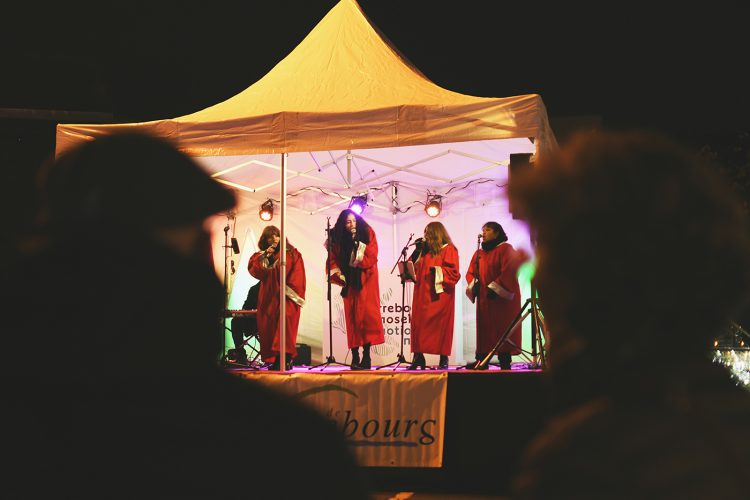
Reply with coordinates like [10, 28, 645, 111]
[2, 1, 749, 146]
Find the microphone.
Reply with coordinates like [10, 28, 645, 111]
[231, 237, 240, 254]
[409, 237, 424, 247]
[477, 233, 483, 239]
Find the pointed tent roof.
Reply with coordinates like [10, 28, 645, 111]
[56, 0, 555, 158]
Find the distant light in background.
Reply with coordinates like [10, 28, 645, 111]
[348, 194, 368, 215]
[259, 199, 274, 221]
[425, 194, 442, 217]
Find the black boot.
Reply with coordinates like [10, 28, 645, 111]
[268, 356, 280, 371]
[408, 352, 426, 370]
[350, 348, 361, 370]
[360, 343, 372, 370]
[498, 352, 512, 370]
[438, 355, 449, 369]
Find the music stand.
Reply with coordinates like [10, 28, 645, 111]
[310, 217, 349, 370]
[377, 234, 415, 370]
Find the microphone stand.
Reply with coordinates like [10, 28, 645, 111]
[377, 233, 414, 370]
[219, 221, 232, 364]
[310, 217, 349, 370]
[457, 233, 483, 370]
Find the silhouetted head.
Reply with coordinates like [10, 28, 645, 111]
[510, 131, 750, 368]
[39, 132, 235, 258]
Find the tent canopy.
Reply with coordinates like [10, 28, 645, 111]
[56, 0, 555, 158]
[53, 0, 557, 362]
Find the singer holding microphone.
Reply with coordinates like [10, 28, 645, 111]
[248, 225, 306, 370]
[408, 222, 461, 370]
[327, 209, 385, 369]
[465, 222, 528, 370]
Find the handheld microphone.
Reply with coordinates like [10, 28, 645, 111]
[477, 233, 483, 239]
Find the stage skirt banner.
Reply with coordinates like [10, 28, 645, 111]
[250, 372, 447, 467]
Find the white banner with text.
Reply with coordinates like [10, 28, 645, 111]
[248, 372, 448, 467]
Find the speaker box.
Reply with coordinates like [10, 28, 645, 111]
[294, 343, 311, 366]
[509, 152, 533, 220]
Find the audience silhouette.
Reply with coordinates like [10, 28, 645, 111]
[5, 132, 368, 499]
[509, 131, 750, 499]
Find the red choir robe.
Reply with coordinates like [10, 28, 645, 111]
[328, 226, 385, 348]
[410, 244, 461, 356]
[248, 246, 306, 361]
[465, 241, 526, 355]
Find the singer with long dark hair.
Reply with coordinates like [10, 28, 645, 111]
[248, 225, 306, 370]
[408, 221, 461, 370]
[464, 221, 527, 370]
[327, 209, 385, 369]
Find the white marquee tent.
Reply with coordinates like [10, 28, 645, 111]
[56, 0, 556, 366]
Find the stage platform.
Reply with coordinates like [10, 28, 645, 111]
[226, 363, 547, 497]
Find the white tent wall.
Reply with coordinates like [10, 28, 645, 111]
[207, 150, 536, 366]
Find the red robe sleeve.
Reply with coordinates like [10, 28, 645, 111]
[352, 227, 378, 269]
[248, 251, 271, 281]
[489, 244, 527, 299]
[325, 243, 346, 287]
[434, 244, 461, 291]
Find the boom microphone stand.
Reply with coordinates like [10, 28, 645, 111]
[310, 217, 349, 370]
[377, 233, 415, 370]
[474, 298, 534, 370]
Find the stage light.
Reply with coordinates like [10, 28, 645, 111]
[348, 195, 368, 215]
[425, 195, 442, 217]
[259, 199, 274, 221]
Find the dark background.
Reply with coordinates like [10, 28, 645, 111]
[3, 1, 749, 139]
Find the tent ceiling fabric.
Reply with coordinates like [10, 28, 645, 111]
[55, 0, 556, 161]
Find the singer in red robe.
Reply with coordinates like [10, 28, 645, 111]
[248, 225, 306, 370]
[327, 209, 385, 369]
[407, 222, 461, 370]
[465, 221, 528, 370]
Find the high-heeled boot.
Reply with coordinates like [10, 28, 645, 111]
[438, 355, 449, 369]
[408, 352, 426, 370]
[359, 343, 372, 370]
[350, 347, 361, 370]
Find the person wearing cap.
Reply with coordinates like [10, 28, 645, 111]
[5, 132, 369, 499]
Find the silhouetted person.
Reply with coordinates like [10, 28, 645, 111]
[5, 132, 367, 499]
[509, 131, 750, 499]
[227, 281, 261, 365]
